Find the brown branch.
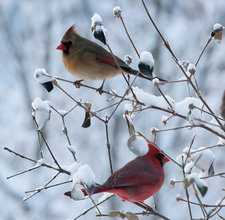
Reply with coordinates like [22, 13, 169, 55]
[74, 195, 114, 220]
[105, 118, 113, 174]
[195, 36, 212, 67]
[4, 147, 70, 175]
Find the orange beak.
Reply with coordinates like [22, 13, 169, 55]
[163, 155, 170, 163]
[56, 43, 67, 51]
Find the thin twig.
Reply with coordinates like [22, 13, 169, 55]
[7, 165, 41, 179]
[195, 36, 212, 67]
[182, 164, 193, 219]
[105, 118, 113, 174]
[80, 182, 102, 215]
[4, 147, 70, 175]
[192, 183, 208, 217]
[133, 202, 170, 220]
[74, 195, 114, 220]
[53, 80, 106, 123]
[119, 16, 140, 57]
[25, 180, 72, 193]
[177, 197, 225, 208]
[24, 172, 61, 201]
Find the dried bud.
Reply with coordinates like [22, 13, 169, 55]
[189, 103, 195, 110]
[81, 103, 92, 128]
[212, 23, 224, 42]
[170, 178, 176, 187]
[182, 61, 196, 76]
[138, 51, 154, 78]
[150, 127, 158, 135]
[113, 6, 122, 18]
[153, 78, 160, 87]
[176, 194, 182, 202]
[124, 55, 132, 65]
[93, 25, 106, 45]
[220, 91, 225, 120]
[34, 68, 54, 92]
[187, 63, 196, 75]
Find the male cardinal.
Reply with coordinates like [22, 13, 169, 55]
[65, 141, 169, 202]
[57, 25, 153, 92]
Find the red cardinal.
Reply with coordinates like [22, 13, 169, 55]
[57, 25, 152, 92]
[65, 141, 169, 202]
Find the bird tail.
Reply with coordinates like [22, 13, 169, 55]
[124, 68, 167, 82]
[64, 185, 107, 198]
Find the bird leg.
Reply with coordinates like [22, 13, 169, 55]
[133, 202, 170, 220]
[96, 79, 105, 95]
[133, 202, 154, 212]
[73, 79, 84, 88]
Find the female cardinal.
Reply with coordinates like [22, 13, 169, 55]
[65, 141, 169, 202]
[57, 25, 152, 92]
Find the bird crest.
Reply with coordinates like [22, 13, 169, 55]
[66, 24, 76, 34]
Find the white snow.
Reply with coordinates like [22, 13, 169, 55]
[70, 187, 85, 200]
[178, 146, 215, 176]
[152, 78, 160, 87]
[127, 135, 148, 156]
[217, 137, 225, 145]
[72, 164, 95, 188]
[61, 161, 81, 174]
[213, 23, 224, 32]
[123, 103, 135, 116]
[91, 13, 103, 30]
[140, 51, 154, 67]
[174, 97, 202, 116]
[113, 6, 122, 18]
[69, 164, 95, 200]
[190, 147, 215, 176]
[58, 109, 68, 115]
[95, 24, 107, 35]
[34, 68, 52, 84]
[187, 172, 207, 189]
[126, 86, 175, 109]
[31, 97, 51, 130]
[184, 160, 195, 173]
[37, 158, 45, 165]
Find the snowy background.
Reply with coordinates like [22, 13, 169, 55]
[1, 0, 225, 219]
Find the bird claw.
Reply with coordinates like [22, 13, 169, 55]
[96, 86, 104, 95]
[73, 79, 84, 88]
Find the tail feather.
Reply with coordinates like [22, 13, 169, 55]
[125, 68, 167, 82]
[64, 185, 107, 199]
[82, 185, 106, 196]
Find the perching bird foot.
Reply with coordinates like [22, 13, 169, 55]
[96, 86, 104, 95]
[73, 79, 84, 88]
[96, 79, 105, 95]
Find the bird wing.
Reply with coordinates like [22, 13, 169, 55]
[79, 39, 135, 73]
[95, 55, 135, 74]
[103, 157, 162, 189]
